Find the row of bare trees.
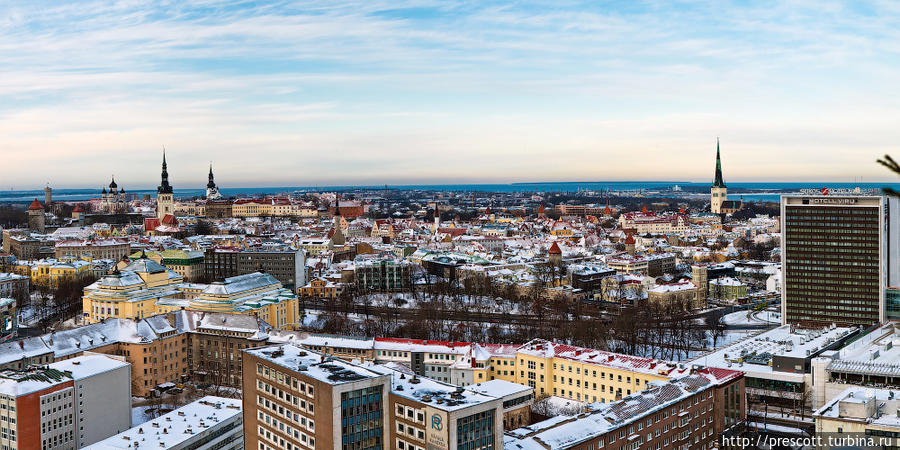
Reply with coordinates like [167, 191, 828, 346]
[303, 263, 719, 361]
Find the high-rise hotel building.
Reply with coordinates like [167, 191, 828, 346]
[781, 193, 900, 327]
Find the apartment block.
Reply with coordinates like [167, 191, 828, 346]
[0, 354, 131, 450]
[504, 367, 745, 450]
[243, 344, 391, 449]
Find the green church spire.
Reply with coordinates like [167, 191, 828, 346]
[712, 138, 726, 188]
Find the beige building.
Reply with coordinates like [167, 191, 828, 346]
[648, 280, 703, 309]
[814, 387, 900, 447]
[55, 238, 131, 260]
[710, 276, 748, 301]
[242, 344, 506, 450]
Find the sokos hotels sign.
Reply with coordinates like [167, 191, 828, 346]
[799, 187, 878, 196]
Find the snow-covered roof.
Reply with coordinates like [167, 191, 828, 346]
[365, 363, 502, 412]
[517, 339, 674, 377]
[375, 338, 471, 355]
[247, 344, 386, 385]
[504, 368, 740, 449]
[0, 354, 126, 397]
[84, 396, 242, 449]
[648, 281, 696, 294]
[827, 323, 900, 377]
[690, 324, 857, 377]
[465, 379, 533, 400]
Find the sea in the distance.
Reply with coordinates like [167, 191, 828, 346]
[1, 181, 898, 204]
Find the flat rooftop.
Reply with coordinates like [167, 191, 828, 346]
[814, 386, 900, 430]
[827, 322, 900, 377]
[84, 396, 242, 449]
[465, 379, 533, 400]
[247, 344, 385, 385]
[690, 324, 856, 377]
[365, 363, 500, 412]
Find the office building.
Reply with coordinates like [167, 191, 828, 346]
[204, 248, 306, 292]
[355, 257, 411, 293]
[367, 363, 504, 450]
[243, 344, 391, 449]
[243, 344, 509, 450]
[691, 324, 857, 433]
[781, 194, 890, 326]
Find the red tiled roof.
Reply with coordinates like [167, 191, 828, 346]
[143, 218, 160, 231]
[28, 199, 44, 210]
[437, 227, 466, 237]
[548, 241, 562, 254]
[696, 367, 744, 384]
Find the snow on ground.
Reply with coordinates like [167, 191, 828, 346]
[534, 396, 587, 416]
[747, 421, 810, 436]
[721, 308, 781, 326]
[131, 405, 154, 426]
[707, 329, 759, 348]
[17, 305, 40, 327]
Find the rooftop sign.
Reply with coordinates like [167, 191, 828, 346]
[798, 187, 880, 196]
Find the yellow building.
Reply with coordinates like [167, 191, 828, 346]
[174, 200, 206, 216]
[164, 272, 299, 330]
[84, 257, 299, 329]
[299, 277, 343, 298]
[232, 198, 293, 217]
[507, 340, 673, 403]
[83, 258, 185, 323]
[549, 220, 575, 237]
[14, 257, 93, 287]
[370, 338, 675, 404]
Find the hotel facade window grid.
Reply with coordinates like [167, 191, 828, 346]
[781, 196, 885, 327]
[456, 410, 494, 450]
[341, 386, 384, 450]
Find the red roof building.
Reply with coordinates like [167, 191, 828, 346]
[548, 241, 562, 254]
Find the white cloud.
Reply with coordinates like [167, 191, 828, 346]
[1, 0, 899, 188]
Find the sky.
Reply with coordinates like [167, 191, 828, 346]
[1, 0, 900, 189]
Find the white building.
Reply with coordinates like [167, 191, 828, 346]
[84, 396, 243, 450]
[0, 353, 131, 450]
[53, 354, 133, 447]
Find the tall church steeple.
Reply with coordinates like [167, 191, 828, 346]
[156, 149, 174, 220]
[712, 138, 726, 188]
[206, 162, 222, 200]
[710, 138, 728, 214]
[207, 164, 216, 189]
[158, 149, 173, 194]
